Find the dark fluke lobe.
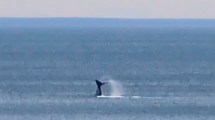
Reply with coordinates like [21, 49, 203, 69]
[95, 80, 107, 97]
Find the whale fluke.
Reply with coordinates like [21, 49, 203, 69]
[95, 80, 107, 97]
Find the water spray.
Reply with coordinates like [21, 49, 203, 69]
[108, 79, 124, 96]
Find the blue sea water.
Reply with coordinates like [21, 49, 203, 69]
[0, 20, 215, 119]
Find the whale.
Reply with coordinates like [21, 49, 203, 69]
[95, 80, 107, 97]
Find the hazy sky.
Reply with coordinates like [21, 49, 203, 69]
[0, 0, 215, 18]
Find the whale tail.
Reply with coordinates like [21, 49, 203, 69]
[95, 80, 107, 97]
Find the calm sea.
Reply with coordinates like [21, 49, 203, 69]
[0, 20, 215, 119]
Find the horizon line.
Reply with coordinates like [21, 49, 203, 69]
[0, 17, 215, 20]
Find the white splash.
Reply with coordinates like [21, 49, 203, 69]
[108, 79, 124, 96]
[100, 76, 124, 97]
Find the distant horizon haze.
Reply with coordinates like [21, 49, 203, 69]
[0, 0, 215, 19]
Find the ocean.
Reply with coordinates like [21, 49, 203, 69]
[0, 19, 215, 119]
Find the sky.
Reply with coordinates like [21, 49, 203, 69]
[0, 0, 215, 18]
